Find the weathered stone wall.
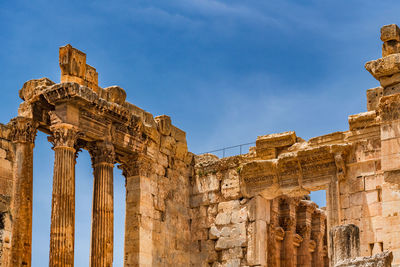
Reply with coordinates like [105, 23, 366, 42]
[0, 124, 13, 266]
[190, 154, 328, 267]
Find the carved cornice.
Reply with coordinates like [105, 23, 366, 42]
[88, 141, 115, 166]
[9, 117, 38, 144]
[48, 124, 83, 150]
[118, 153, 154, 178]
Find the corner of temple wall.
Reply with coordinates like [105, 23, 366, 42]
[0, 123, 14, 267]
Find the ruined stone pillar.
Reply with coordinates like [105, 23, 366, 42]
[48, 124, 81, 267]
[311, 209, 326, 267]
[119, 153, 153, 267]
[279, 198, 302, 267]
[88, 142, 115, 267]
[330, 224, 360, 266]
[9, 117, 37, 267]
[296, 200, 316, 267]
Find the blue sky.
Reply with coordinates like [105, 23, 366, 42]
[1, 0, 399, 266]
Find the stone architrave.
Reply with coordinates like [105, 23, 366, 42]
[8, 117, 37, 267]
[119, 153, 154, 267]
[48, 124, 82, 267]
[88, 141, 115, 267]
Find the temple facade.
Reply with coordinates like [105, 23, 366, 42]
[0, 24, 400, 266]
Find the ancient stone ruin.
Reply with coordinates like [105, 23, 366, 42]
[1, 24, 400, 267]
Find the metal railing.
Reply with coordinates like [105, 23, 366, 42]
[199, 142, 255, 158]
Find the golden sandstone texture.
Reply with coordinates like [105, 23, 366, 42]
[1, 24, 400, 267]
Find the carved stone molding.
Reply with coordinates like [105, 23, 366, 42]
[334, 153, 347, 181]
[9, 117, 38, 144]
[48, 123, 83, 150]
[118, 153, 154, 178]
[88, 141, 115, 166]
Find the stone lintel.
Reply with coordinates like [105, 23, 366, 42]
[256, 131, 297, 159]
[348, 111, 378, 131]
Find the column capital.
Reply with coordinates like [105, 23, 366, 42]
[118, 153, 154, 178]
[9, 117, 38, 144]
[48, 123, 83, 150]
[88, 141, 115, 166]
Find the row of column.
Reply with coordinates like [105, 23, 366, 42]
[9, 119, 132, 267]
[268, 197, 328, 267]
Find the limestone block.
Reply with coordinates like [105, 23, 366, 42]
[19, 77, 55, 101]
[247, 220, 267, 266]
[220, 259, 241, 267]
[231, 208, 247, 224]
[171, 125, 186, 143]
[256, 131, 296, 158]
[349, 192, 364, 206]
[348, 111, 377, 131]
[366, 87, 384, 111]
[381, 121, 400, 140]
[381, 24, 400, 42]
[218, 200, 240, 212]
[334, 251, 393, 267]
[365, 53, 400, 80]
[381, 73, 400, 89]
[247, 195, 270, 222]
[59, 44, 86, 80]
[330, 224, 360, 265]
[215, 212, 231, 225]
[155, 115, 172, 136]
[348, 177, 365, 194]
[221, 169, 240, 200]
[193, 174, 220, 194]
[175, 141, 188, 160]
[215, 223, 246, 250]
[104, 86, 126, 105]
[161, 135, 176, 153]
[221, 247, 243, 261]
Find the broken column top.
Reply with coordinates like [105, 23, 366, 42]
[58, 44, 127, 105]
[365, 24, 400, 90]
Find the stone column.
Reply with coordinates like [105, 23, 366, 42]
[279, 197, 302, 267]
[296, 200, 316, 267]
[268, 198, 284, 267]
[88, 142, 115, 267]
[119, 153, 154, 267]
[48, 124, 81, 267]
[9, 117, 37, 267]
[311, 209, 326, 267]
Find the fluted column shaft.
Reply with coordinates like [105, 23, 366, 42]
[89, 142, 115, 267]
[9, 117, 37, 267]
[48, 125, 81, 267]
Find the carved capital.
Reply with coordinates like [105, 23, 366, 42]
[48, 124, 83, 150]
[297, 224, 312, 238]
[118, 153, 154, 178]
[9, 117, 38, 144]
[88, 141, 115, 166]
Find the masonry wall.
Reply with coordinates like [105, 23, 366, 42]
[190, 154, 328, 267]
[0, 124, 13, 266]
